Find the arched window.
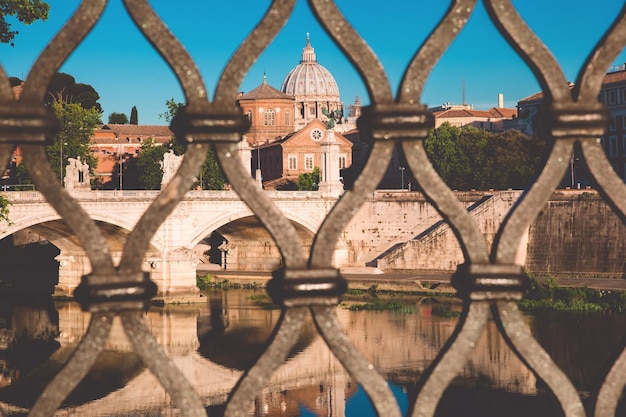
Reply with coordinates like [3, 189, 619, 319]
[264, 109, 276, 126]
[285, 111, 290, 126]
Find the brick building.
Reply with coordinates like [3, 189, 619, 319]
[514, 68, 626, 185]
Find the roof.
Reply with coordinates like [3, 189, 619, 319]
[603, 69, 626, 85]
[238, 80, 295, 101]
[518, 82, 576, 104]
[281, 35, 340, 99]
[488, 107, 517, 118]
[99, 124, 173, 137]
[433, 109, 494, 118]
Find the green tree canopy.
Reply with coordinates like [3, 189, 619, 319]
[136, 138, 168, 190]
[45, 73, 102, 113]
[47, 100, 101, 184]
[424, 123, 471, 190]
[152, 98, 226, 190]
[108, 112, 128, 124]
[297, 167, 320, 191]
[424, 123, 545, 190]
[9, 77, 22, 87]
[0, 1, 49, 46]
[130, 106, 138, 125]
[9, 98, 100, 190]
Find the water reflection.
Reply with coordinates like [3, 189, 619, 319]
[0, 290, 623, 416]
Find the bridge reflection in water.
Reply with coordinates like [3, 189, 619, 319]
[0, 290, 624, 416]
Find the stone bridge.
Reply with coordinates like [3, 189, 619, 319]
[0, 189, 340, 297]
[4, 188, 613, 298]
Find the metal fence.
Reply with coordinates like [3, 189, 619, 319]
[1, 1, 625, 416]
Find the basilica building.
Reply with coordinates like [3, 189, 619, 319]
[236, 35, 353, 191]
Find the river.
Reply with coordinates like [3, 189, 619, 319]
[0, 289, 624, 416]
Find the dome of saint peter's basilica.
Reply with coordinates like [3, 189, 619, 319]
[281, 34, 343, 129]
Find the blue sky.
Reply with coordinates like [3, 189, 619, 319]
[1, 1, 625, 125]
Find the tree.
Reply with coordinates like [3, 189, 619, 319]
[0, 1, 49, 46]
[130, 106, 138, 125]
[297, 167, 320, 191]
[108, 112, 128, 124]
[9, 77, 22, 87]
[424, 123, 471, 190]
[198, 147, 225, 190]
[136, 138, 167, 190]
[45, 73, 103, 113]
[11, 99, 100, 188]
[159, 98, 182, 123]
[155, 98, 226, 190]
[482, 130, 545, 189]
[0, 194, 10, 224]
[47, 100, 101, 184]
[424, 123, 545, 190]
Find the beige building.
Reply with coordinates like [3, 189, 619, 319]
[237, 34, 353, 190]
[90, 124, 173, 188]
[252, 119, 352, 189]
[431, 98, 517, 132]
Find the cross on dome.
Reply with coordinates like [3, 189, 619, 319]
[301, 33, 316, 63]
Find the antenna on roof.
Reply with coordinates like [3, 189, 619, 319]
[462, 79, 466, 106]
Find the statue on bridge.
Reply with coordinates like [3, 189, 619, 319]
[64, 157, 90, 190]
[160, 150, 183, 189]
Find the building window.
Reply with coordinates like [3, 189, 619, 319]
[304, 154, 314, 170]
[339, 154, 347, 169]
[246, 111, 252, 122]
[622, 88, 626, 103]
[611, 116, 617, 131]
[285, 111, 290, 126]
[288, 154, 297, 170]
[622, 135, 626, 156]
[609, 90, 617, 105]
[610, 135, 618, 158]
[264, 109, 276, 126]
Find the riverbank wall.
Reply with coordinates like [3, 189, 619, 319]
[369, 190, 626, 279]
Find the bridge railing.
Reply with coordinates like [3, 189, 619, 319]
[3, 189, 324, 203]
[1, 1, 625, 417]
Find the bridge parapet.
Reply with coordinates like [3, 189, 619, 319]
[3, 189, 326, 203]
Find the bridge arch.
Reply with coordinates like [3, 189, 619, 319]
[2, 212, 163, 253]
[189, 209, 319, 248]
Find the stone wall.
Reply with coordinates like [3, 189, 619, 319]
[372, 190, 626, 277]
[373, 191, 520, 272]
[342, 190, 495, 266]
[525, 193, 626, 276]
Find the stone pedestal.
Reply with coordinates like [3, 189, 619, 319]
[319, 129, 344, 198]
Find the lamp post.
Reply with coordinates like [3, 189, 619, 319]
[254, 140, 263, 187]
[119, 144, 123, 191]
[399, 166, 405, 191]
[60, 141, 68, 185]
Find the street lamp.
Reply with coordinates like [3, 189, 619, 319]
[60, 141, 68, 185]
[399, 166, 405, 190]
[119, 143, 123, 191]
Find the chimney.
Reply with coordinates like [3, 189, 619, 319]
[498, 93, 504, 108]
